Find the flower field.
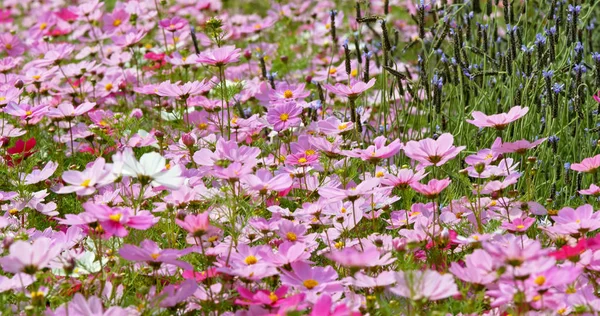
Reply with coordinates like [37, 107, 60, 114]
[1, 0, 600, 315]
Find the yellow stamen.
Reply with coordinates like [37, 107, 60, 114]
[109, 213, 122, 222]
[298, 157, 307, 164]
[40, 23, 47, 30]
[279, 113, 289, 121]
[105, 83, 113, 91]
[150, 253, 160, 260]
[338, 123, 349, 130]
[286, 232, 297, 241]
[283, 90, 293, 99]
[269, 292, 278, 302]
[244, 255, 258, 265]
[81, 179, 91, 187]
[113, 19, 122, 27]
[303, 279, 319, 289]
[534, 275, 546, 286]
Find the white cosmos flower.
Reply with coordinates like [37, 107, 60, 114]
[120, 149, 183, 190]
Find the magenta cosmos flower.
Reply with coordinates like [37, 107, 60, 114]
[390, 269, 459, 301]
[156, 80, 213, 99]
[325, 246, 395, 268]
[323, 78, 376, 99]
[501, 217, 535, 233]
[403, 133, 465, 167]
[493, 137, 547, 154]
[266, 102, 303, 131]
[196, 45, 241, 67]
[466, 106, 529, 130]
[159, 17, 188, 32]
[83, 202, 156, 238]
[571, 154, 600, 173]
[119, 239, 193, 270]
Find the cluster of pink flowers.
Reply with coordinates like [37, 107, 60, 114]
[1, 0, 600, 315]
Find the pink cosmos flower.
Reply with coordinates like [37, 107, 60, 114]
[159, 17, 188, 32]
[47, 101, 96, 119]
[449, 249, 496, 285]
[156, 280, 197, 308]
[403, 133, 466, 167]
[4, 102, 49, 122]
[23, 161, 58, 185]
[83, 202, 156, 238]
[51, 293, 129, 316]
[382, 168, 427, 189]
[269, 83, 310, 103]
[550, 204, 600, 234]
[175, 213, 212, 237]
[156, 80, 213, 99]
[242, 169, 293, 195]
[351, 271, 397, 288]
[494, 138, 547, 154]
[317, 117, 354, 135]
[501, 217, 535, 233]
[56, 157, 115, 196]
[318, 178, 381, 202]
[580, 183, 600, 196]
[310, 295, 360, 316]
[390, 269, 459, 301]
[410, 178, 451, 199]
[280, 262, 342, 293]
[323, 78, 376, 99]
[119, 239, 193, 270]
[571, 154, 600, 173]
[346, 136, 402, 161]
[325, 246, 395, 267]
[235, 285, 295, 307]
[266, 102, 303, 131]
[0, 237, 63, 274]
[466, 106, 529, 130]
[196, 45, 241, 67]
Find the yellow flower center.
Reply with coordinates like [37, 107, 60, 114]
[254, 24, 262, 30]
[113, 19, 122, 27]
[338, 123, 349, 130]
[325, 23, 331, 30]
[335, 241, 344, 249]
[303, 279, 319, 289]
[329, 68, 337, 75]
[534, 275, 546, 286]
[169, 24, 175, 29]
[351, 69, 358, 77]
[489, 200, 497, 207]
[244, 255, 258, 265]
[269, 292, 278, 302]
[197, 123, 208, 130]
[341, 207, 346, 213]
[298, 157, 307, 164]
[305, 149, 315, 156]
[279, 113, 289, 121]
[5, 44, 12, 50]
[472, 235, 480, 241]
[532, 295, 541, 302]
[283, 90, 294, 99]
[376, 171, 384, 178]
[8, 208, 18, 215]
[40, 23, 47, 30]
[25, 111, 32, 116]
[576, 219, 581, 224]
[105, 83, 113, 91]
[109, 213, 122, 222]
[150, 253, 160, 260]
[286, 232, 297, 241]
[32, 75, 41, 80]
[207, 235, 219, 242]
[516, 224, 525, 229]
[31, 291, 44, 299]
[81, 179, 91, 187]
[0, 96, 6, 101]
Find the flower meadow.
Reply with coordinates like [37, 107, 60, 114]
[3, 0, 600, 315]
